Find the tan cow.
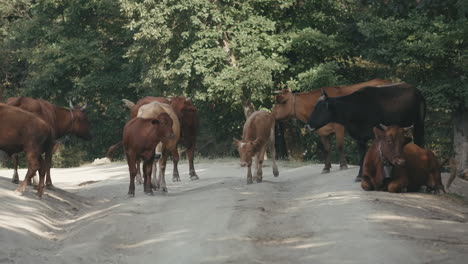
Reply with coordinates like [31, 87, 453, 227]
[136, 101, 180, 192]
[234, 110, 279, 184]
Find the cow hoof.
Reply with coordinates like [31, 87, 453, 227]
[321, 168, 330, 174]
[247, 179, 253, 184]
[273, 169, 279, 177]
[173, 177, 181, 182]
[354, 176, 362, 182]
[145, 191, 154, 196]
[12, 178, 19, 184]
[161, 187, 168, 193]
[190, 175, 199, 181]
[340, 165, 348, 170]
[128, 192, 135, 197]
[46, 184, 54, 190]
[256, 178, 262, 183]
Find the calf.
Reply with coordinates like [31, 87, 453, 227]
[305, 83, 425, 181]
[0, 104, 54, 198]
[123, 113, 174, 196]
[361, 125, 445, 193]
[234, 111, 279, 184]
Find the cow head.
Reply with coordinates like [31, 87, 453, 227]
[374, 125, 413, 167]
[69, 102, 92, 140]
[153, 112, 175, 143]
[305, 89, 334, 132]
[233, 138, 259, 167]
[271, 89, 293, 120]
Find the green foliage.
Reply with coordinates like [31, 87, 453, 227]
[0, 0, 465, 165]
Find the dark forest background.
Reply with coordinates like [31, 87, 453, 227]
[1, 0, 467, 171]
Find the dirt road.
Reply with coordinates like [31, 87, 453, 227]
[1, 160, 468, 264]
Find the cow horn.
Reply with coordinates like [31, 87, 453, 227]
[69, 100, 74, 109]
[402, 125, 414, 132]
[272, 90, 282, 94]
[80, 103, 88, 111]
[379, 124, 388, 130]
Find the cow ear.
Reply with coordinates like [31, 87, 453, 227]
[320, 89, 329, 100]
[373, 127, 384, 139]
[379, 124, 388, 131]
[80, 103, 88, 111]
[152, 119, 160, 125]
[233, 138, 240, 146]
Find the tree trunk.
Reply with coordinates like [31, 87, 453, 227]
[453, 108, 468, 180]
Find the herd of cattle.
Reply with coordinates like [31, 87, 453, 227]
[0, 78, 448, 198]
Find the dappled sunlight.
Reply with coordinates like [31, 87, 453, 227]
[292, 241, 334, 249]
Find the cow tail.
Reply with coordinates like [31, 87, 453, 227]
[413, 90, 426, 147]
[106, 141, 123, 161]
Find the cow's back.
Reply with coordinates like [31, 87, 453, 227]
[242, 111, 275, 142]
[0, 104, 53, 154]
[130, 96, 170, 119]
[137, 101, 180, 150]
[6, 97, 57, 129]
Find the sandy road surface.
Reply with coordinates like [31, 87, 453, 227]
[1, 159, 468, 264]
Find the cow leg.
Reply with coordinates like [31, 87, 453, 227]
[320, 135, 332, 174]
[45, 145, 53, 189]
[355, 140, 368, 182]
[269, 127, 279, 177]
[157, 152, 169, 192]
[387, 179, 407, 193]
[255, 147, 266, 183]
[246, 163, 253, 184]
[126, 154, 137, 197]
[172, 148, 181, 182]
[143, 158, 154, 195]
[11, 154, 20, 184]
[135, 159, 143, 184]
[36, 156, 46, 198]
[151, 159, 159, 190]
[186, 145, 199, 180]
[335, 127, 348, 170]
[360, 175, 374, 191]
[15, 152, 40, 195]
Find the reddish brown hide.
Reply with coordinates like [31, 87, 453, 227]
[0, 103, 54, 198]
[234, 111, 279, 184]
[6, 97, 91, 187]
[108, 96, 199, 181]
[123, 113, 174, 196]
[361, 126, 445, 193]
[272, 79, 392, 173]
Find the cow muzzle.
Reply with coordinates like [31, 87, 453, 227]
[304, 124, 315, 133]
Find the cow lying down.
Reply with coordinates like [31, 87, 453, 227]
[361, 125, 445, 193]
[234, 110, 279, 184]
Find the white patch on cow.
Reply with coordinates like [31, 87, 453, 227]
[240, 142, 246, 148]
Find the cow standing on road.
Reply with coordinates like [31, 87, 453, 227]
[123, 113, 174, 196]
[234, 110, 279, 184]
[272, 79, 392, 173]
[305, 83, 426, 182]
[361, 125, 445, 193]
[107, 96, 200, 181]
[6, 97, 91, 187]
[0, 103, 54, 197]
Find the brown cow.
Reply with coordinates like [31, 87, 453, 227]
[0, 103, 54, 197]
[361, 125, 445, 193]
[137, 101, 180, 192]
[234, 110, 279, 184]
[6, 97, 91, 187]
[108, 96, 199, 181]
[123, 113, 174, 196]
[272, 79, 392, 173]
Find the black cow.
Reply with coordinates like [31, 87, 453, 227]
[305, 82, 426, 182]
